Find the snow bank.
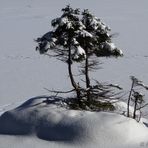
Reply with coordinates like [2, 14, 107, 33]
[0, 96, 148, 148]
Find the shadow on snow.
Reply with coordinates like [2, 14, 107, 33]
[0, 96, 84, 142]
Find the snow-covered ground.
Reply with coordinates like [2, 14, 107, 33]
[0, 96, 148, 148]
[0, 0, 148, 147]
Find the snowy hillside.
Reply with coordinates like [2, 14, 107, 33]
[0, 96, 148, 148]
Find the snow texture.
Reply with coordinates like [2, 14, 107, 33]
[99, 41, 123, 56]
[77, 30, 93, 38]
[73, 45, 86, 61]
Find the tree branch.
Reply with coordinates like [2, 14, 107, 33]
[44, 87, 75, 94]
[137, 103, 148, 110]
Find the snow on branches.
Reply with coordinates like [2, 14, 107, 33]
[36, 5, 123, 61]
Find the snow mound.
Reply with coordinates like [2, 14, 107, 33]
[0, 96, 148, 148]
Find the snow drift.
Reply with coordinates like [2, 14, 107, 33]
[0, 96, 148, 148]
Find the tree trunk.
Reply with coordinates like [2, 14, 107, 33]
[68, 46, 81, 103]
[133, 97, 138, 119]
[85, 48, 91, 101]
[127, 80, 134, 117]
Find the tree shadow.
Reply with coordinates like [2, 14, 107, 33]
[15, 95, 64, 110]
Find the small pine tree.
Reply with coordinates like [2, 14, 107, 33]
[36, 5, 123, 110]
[127, 76, 148, 120]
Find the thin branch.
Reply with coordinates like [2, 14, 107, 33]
[137, 103, 148, 110]
[44, 53, 62, 58]
[44, 87, 75, 94]
[107, 84, 123, 90]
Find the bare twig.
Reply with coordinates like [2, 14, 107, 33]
[137, 103, 148, 110]
[44, 87, 75, 94]
[107, 84, 123, 90]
